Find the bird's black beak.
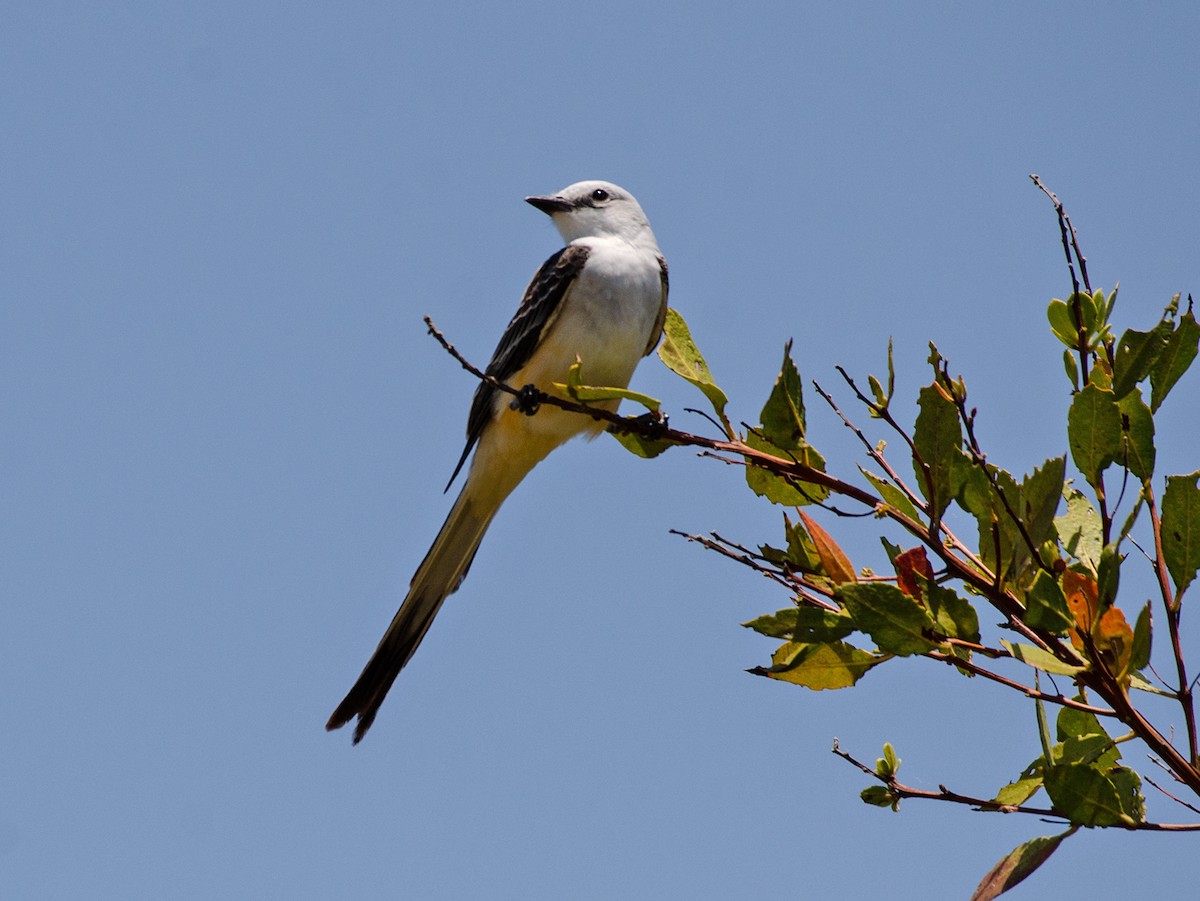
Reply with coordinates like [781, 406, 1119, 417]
[525, 195, 572, 215]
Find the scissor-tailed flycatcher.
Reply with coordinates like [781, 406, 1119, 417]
[327, 180, 669, 743]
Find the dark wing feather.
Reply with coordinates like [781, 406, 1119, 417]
[644, 255, 669, 356]
[444, 244, 591, 490]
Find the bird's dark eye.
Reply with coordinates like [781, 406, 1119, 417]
[590, 188, 609, 202]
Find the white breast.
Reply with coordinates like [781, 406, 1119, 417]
[548, 236, 663, 386]
[475, 234, 665, 470]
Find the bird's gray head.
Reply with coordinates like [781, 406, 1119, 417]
[525, 180, 657, 248]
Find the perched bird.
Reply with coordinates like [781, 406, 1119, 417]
[327, 180, 669, 743]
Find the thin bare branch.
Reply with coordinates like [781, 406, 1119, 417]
[1145, 485, 1198, 766]
[946, 361, 1054, 578]
[812, 377, 996, 581]
[835, 366, 939, 519]
[924, 650, 1114, 715]
[1146, 776, 1200, 817]
[1030, 173, 1091, 295]
[1030, 174, 1091, 383]
[834, 741, 1200, 831]
[812, 378, 928, 516]
[668, 529, 837, 608]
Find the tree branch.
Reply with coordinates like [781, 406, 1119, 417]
[923, 650, 1115, 716]
[1145, 484, 1198, 766]
[1031, 173, 1092, 383]
[425, 314, 1200, 798]
[833, 740, 1200, 831]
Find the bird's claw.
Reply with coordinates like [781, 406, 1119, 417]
[511, 384, 544, 416]
[615, 410, 668, 438]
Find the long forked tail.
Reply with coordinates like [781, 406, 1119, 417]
[326, 486, 495, 743]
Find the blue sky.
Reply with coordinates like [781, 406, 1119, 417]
[4, 2, 1199, 898]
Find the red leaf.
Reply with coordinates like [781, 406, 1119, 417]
[894, 546, 934, 601]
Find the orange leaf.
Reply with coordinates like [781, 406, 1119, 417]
[1096, 606, 1134, 681]
[1062, 569, 1099, 650]
[797, 511, 857, 584]
[894, 547, 934, 601]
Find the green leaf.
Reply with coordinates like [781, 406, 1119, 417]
[839, 582, 937, 656]
[1130, 602, 1152, 673]
[759, 341, 806, 449]
[1056, 702, 1107, 743]
[1100, 287, 1118, 326]
[860, 785, 896, 808]
[953, 450, 991, 519]
[1047, 298, 1078, 348]
[609, 428, 673, 459]
[879, 536, 904, 566]
[859, 467, 922, 523]
[789, 608, 857, 643]
[556, 357, 661, 410]
[1107, 766, 1146, 823]
[743, 431, 829, 506]
[1116, 388, 1155, 480]
[953, 455, 1063, 584]
[1111, 324, 1170, 400]
[1055, 486, 1102, 573]
[755, 640, 884, 689]
[1001, 640, 1084, 676]
[969, 829, 1076, 901]
[1096, 541, 1122, 606]
[1129, 672, 1174, 696]
[1078, 291, 1099, 331]
[879, 741, 900, 777]
[1162, 471, 1200, 597]
[1071, 289, 1108, 340]
[926, 580, 981, 644]
[1035, 689, 1054, 762]
[884, 339, 897, 398]
[742, 609, 798, 639]
[741, 607, 854, 642]
[1043, 762, 1131, 826]
[757, 544, 789, 566]
[1068, 384, 1122, 487]
[1062, 350, 1079, 391]
[868, 374, 887, 407]
[1024, 570, 1073, 635]
[1055, 734, 1119, 770]
[913, 383, 963, 523]
[1010, 457, 1066, 578]
[783, 512, 820, 570]
[987, 466, 1022, 577]
[656, 308, 729, 424]
[1023, 458, 1067, 544]
[1150, 307, 1200, 412]
[994, 772, 1044, 807]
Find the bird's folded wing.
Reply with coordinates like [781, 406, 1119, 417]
[445, 244, 591, 489]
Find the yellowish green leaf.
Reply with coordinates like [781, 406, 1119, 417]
[656, 308, 728, 423]
[1000, 640, 1084, 676]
